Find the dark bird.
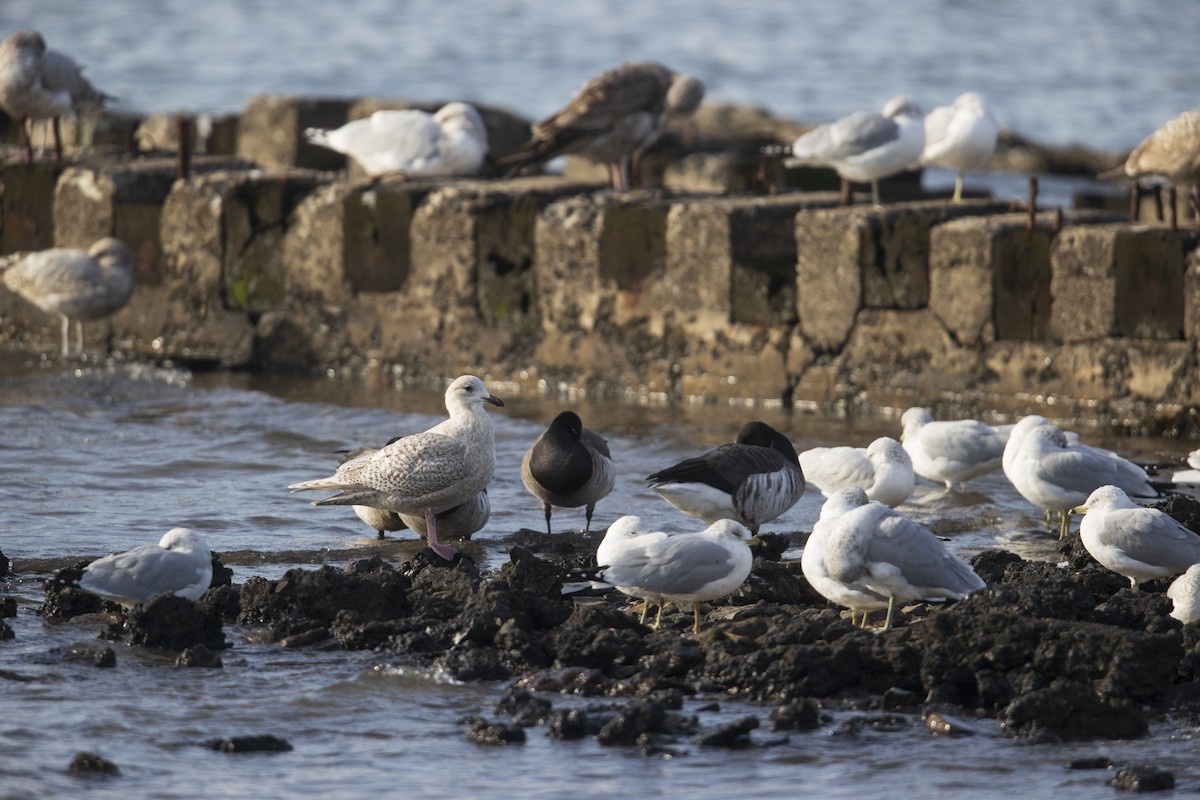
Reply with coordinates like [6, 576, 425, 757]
[521, 411, 615, 533]
[646, 421, 806, 533]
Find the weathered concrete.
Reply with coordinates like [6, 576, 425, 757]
[2, 160, 66, 253]
[236, 95, 352, 172]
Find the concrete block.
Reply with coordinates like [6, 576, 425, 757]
[1, 160, 66, 253]
[1050, 224, 1193, 342]
[237, 95, 351, 171]
[795, 199, 1010, 351]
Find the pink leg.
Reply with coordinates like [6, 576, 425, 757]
[424, 507, 458, 561]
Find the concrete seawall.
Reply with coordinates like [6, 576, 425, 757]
[1, 96, 1197, 432]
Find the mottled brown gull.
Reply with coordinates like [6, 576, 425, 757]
[77, 528, 213, 607]
[304, 102, 489, 178]
[521, 410, 615, 534]
[288, 375, 504, 560]
[498, 60, 704, 191]
[0, 30, 112, 161]
[1, 237, 136, 357]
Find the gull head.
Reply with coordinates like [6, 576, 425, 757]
[158, 527, 210, 557]
[820, 486, 871, 521]
[883, 96, 923, 121]
[435, 102, 487, 140]
[1076, 485, 1136, 515]
[89, 237, 136, 270]
[666, 74, 706, 118]
[8, 30, 47, 57]
[899, 406, 934, 440]
[445, 374, 504, 411]
[706, 518, 753, 544]
[867, 437, 909, 465]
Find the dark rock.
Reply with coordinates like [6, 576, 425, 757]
[0, 620, 11, 640]
[596, 698, 667, 746]
[176, 644, 223, 668]
[279, 627, 334, 649]
[882, 686, 921, 710]
[1003, 678, 1149, 741]
[1110, 764, 1176, 791]
[516, 666, 609, 695]
[750, 532, 790, 562]
[552, 604, 650, 671]
[501, 546, 563, 596]
[202, 584, 241, 622]
[67, 752, 119, 776]
[769, 698, 824, 731]
[1070, 756, 1114, 769]
[692, 715, 759, 747]
[64, 645, 116, 668]
[1091, 589, 1175, 633]
[0, 596, 15, 618]
[206, 735, 293, 753]
[41, 563, 104, 619]
[924, 712, 984, 736]
[495, 686, 552, 726]
[464, 717, 526, 745]
[432, 646, 511, 682]
[546, 708, 590, 739]
[1154, 493, 1200, 533]
[237, 562, 413, 632]
[0, 548, 8, 577]
[209, 553, 234, 587]
[834, 713, 914, 736]
[126, 595, 226, 651]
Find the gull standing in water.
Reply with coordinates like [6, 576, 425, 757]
[803, 487, 985, 630]
[1, 237, 135, 357]
[0, 30, 112, 162]
[646, 421, 806, 533]
[918, 92, 999, 202]
[1077, 486, 1200, 588]
[289, 375, 504, 561]
[521, 411, 615, 534]
[498, 60, 705, 191]
[304, 102, 489, 178]
[784, 95, 925, 206]
[900, 407, 1007, 490]
[594, 517, 753, 634]
[799, 436, 914, 507]
[76, 528, 213, 607]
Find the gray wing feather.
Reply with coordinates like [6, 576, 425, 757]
[604, 536, 735, 596]
[81, 547, 207, 602]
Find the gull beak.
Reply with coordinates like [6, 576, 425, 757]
[1073, 504, 1088, 514]
[485, 394, 505, 407]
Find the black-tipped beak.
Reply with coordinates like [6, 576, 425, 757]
[486, 395, 505, 407]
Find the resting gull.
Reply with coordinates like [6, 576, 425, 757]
[784, 95, 925, 206]
[0, 30, 111, 162]
[799, 436, 914, 507]
[76, 528, 213, 607]
[498, 60, 705, 191]
[801, 487, 890, 626]
[900, 407, 1007, 490]
[1077, 485, 1200, 588]
[1119, 108, 1200, 226]
[595, 516, 753, 634]
[803, 487, 985, 630]
[1003, 416, 1157, 539]
[646, 421, 806, 533]
[592, 515, 670, 623]
[289, 375, 504, 560]
[1, 237, 136, 357]
[1168, 563, 1200, 623]
[305, 102, 489, 178]
[521, 411, 615, 534]
[918, 92, 998, 202]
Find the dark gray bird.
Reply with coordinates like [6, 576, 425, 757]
[646, 421, 806, 533]
[521, 411, 615, 534]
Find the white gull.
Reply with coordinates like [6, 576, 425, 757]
[1077, 485, 1200, 588]
[799, 436, 914, 507]
[919, 92, 999, 202]
[77, 528, 213, 607]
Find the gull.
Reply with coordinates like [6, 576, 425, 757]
[520, 411, 615, 534]
[76, 528, 213, 607]
[646, 421, 806, 533]
[1119, 108, 1200, 227]
[593, 515, 670, 623]
[498, 60, 705, 190]
[918, 92, 998, 202]
[0, 30, 112, 162]
[899, 407, 1007, 490]
[304, 102, 489, 178]
[1003, 416, 1158, 539]
[784, 95, 925, 206]
[289, 375, 504, 560]
[1077, 486, 1200, 588]
[595, 517, 753, 634]
[803, 487, 985, 630]
[801, 487, 889, 626]
[1, 237, 136, 357]
[798, 436, 914, 507]
[1168, 563, 1200, 623]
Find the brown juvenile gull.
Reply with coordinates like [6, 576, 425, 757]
[0, 30, 112, 162]
[498, 60, 705, 191]
[1, 237, 136, 357]
[304, 102, 489, 177]
[288, 375, 504, 560]
[76, 528, 213, 607]
[1120, 108, 1200, 227]
[521, 410, 615, 534]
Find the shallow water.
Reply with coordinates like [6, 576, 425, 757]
[3, 362, 1200, 798]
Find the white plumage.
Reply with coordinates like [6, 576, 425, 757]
[900, 407, 1007, 490]
[919, 92, 998, 202]
[798, 436, 914, 508]
[1078, 485, 1200, 589]
[77, 528, 213, 607]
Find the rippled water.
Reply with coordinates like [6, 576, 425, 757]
[3, 362, 1200, 798]
[2, 0, 1198, 152]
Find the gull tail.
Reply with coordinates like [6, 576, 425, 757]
[312, 491, 381, 508]
[303, 127, 333, 150]
[288, 476, 353, 492]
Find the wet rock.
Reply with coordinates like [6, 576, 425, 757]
[64, 645, 116, 668]
[500, 546, 563, 596]
[1111, 764, 1176, 792]
[1, 596, 17, 618]
[279, 627, 334, 649]
[595, 698, 668, 746]
[0, 548, 8, 577]
[1070, 756, 1114, 769]
[202, 584, 242, 623]
[206, 735, 293, 753]
[924, 712, 984, 736]
[176, 644, 223, 668]
[1091, 589, 1175, 633]
[692, 715, 759, 747]
[1155, 494, 1200, 533]
[495, 686, 552, 726]
[750, 533, 790, 562]
[516, 666, 609, 696]
[209, 553, 234, 588]
[1003, 678, 1148, 741]
[126, 595, 226, 651]
[552, 604, 650, 672]
[67, 752, 119, 776]
[546, 708, 590, 740]
[834, 713, 914, 736]
[463, 717, 526, 745]
[41, 563, 104, 619]
[432, 646, 511, 682]
[0, 620, 12, 640]
[769, 698, 824, 731]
